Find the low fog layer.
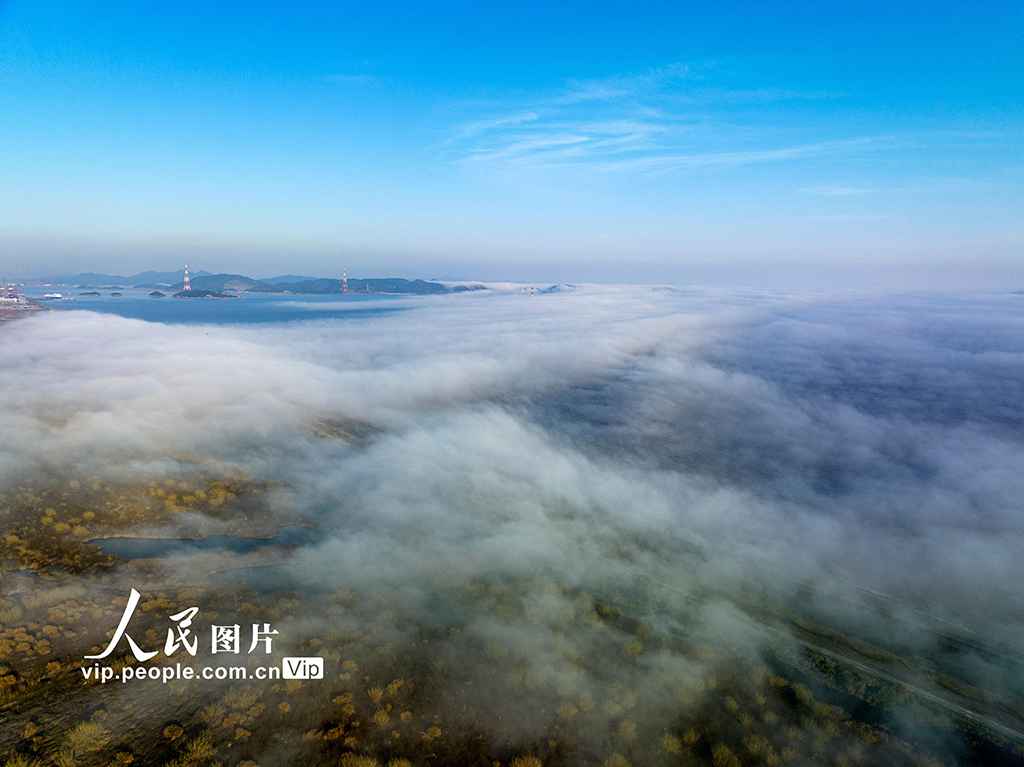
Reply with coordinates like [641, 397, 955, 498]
[1, 286, 1022, 762]
[3, 289, 1020, 625]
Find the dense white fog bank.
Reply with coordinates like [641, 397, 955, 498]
[1, 286, 1022, 647]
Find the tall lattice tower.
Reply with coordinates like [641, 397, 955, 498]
[342, 268, 348, 293]
[183, 264, 191, 291]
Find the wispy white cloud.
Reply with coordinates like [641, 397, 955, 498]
[446, 63, 859, 176]
[454, 112, 541, 139]
[607, 139, 878, 174]
[559, 62, 697, 104]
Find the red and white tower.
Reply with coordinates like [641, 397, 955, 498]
[342, 268, 348, 293]
[183, 264, 191, 291]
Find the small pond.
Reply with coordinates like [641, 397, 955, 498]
[89, 525, 319, 559]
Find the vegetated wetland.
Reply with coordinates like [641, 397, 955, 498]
[1, 287, 1023, 767]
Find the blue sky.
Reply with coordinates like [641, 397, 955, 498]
[1, 0, 1021, 284]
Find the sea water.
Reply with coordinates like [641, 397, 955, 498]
[23, 287, 413, 324]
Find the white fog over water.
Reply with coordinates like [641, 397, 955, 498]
[2, 286, 1023, 765]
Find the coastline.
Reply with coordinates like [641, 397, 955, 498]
[0, 303, 47, 327]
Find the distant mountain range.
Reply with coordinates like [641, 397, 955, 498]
[264, 274, 318, 284]
[38, 271, 486, 295]
[41, 270, 215, 287]
[171, 275, 460, 295]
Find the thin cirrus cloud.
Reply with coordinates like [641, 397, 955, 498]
[445, 63, 860, 175]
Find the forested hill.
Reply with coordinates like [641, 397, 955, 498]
[42, 271, 485, 295]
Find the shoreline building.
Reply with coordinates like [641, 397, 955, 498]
[0, 277, 26, 305]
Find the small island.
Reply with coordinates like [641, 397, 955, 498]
[148, 291, 166, 298]
[172, 289, 236, 299]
